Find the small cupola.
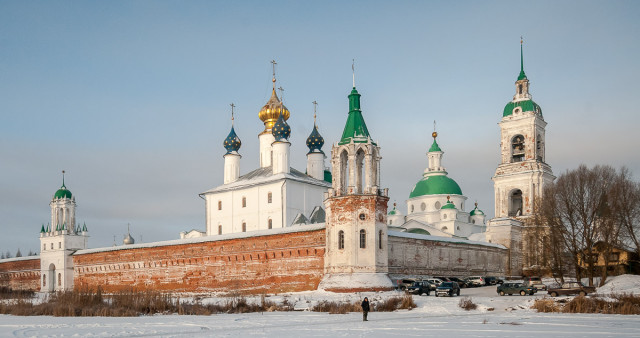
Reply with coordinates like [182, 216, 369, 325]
[272, 112, 291, 141]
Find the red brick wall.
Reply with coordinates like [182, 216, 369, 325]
[0, 258, 41, 291]
[73, 228, 325, 294]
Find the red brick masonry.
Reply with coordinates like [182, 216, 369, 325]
[73, 228, 326, 294]
[0, 258, 40, 291]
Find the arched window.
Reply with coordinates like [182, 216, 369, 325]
[378, 230, 383, 249]
[518, 84, 523, 94]
[359, 229, 366, 249]
[242, 222, 247, 232]
[242, 197, 246, 208]
[58, 273, 61, 286]
[268, 218, 272, 229]
[218, 201, 222, 210]
[43, 244, 46, 251]
[218, 224, 222, 235]
[435, 201, 441, 209]
[421, 202, 426, 211]
[338, 230, 344, 249]
[43, 274, 46, 287]
[511, 135, 525, 162]
[536, 134, 543, 161]
[267, 192, 272, 203]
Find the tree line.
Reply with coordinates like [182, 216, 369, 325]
[533, 165, 640, 287]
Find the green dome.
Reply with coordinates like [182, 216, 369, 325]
[409, 175, 462, 198]
[470, 205, 485, 216]
[503, 99, 542, 117]
[441, 200, 457, 210]
[54, 185, 72, 199]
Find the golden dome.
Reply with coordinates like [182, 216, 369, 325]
[259, 80, 290, 133]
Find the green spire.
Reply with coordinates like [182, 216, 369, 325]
[339, 87, 374, 145]
[517, 37, 527, 81]
[429, 130, 441, 152]
[40, 224, 45, 233]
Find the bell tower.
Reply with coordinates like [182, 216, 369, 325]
[492, 39, 555, 219]
[40, 171, 89, 292]
[318, 79, 393, 292]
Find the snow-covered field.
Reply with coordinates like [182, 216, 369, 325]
[1, 275, 639, 337]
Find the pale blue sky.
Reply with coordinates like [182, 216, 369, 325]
[1, 0, 639, 253]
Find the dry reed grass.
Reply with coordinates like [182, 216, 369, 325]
[458, 297, 477, 311]
[532, 293, 640, 315]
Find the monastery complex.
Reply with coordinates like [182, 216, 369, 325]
[0, 43, 554, 293]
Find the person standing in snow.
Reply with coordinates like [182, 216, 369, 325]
[361, 297, 370, 321]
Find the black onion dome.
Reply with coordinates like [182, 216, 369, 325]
[223, 126, 241, 154]
[306, 125, 324, 154]
[272, 113, 291, 141]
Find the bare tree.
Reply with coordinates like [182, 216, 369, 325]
[615, 167, 640, 258]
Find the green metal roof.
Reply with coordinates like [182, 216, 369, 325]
[503, 99, 542, 117]
[54, 184, 72, 199]
[409, 175, 462, 198]
[428, 138, 441, 152]
[441, 200, 457, 209]
[339, 87, 375, 145]
[470, 206, 485, 216]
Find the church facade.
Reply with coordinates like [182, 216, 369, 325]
[0, 43, 553, 293]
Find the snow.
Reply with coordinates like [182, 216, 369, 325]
[74, 223, 325, 255]
[1, 275, 640, 336]
[317, 273, 394, 290]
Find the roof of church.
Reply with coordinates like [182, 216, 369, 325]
[202, 166, 331, 194]
[503, 99, 542, 117]
[54, 185, 72, 199]
[441, 199, 457, 210]
[339, 87, 375, 145]
[409, 175, 462, 198]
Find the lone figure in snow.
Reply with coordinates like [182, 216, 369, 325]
[361, 297, 370, 321]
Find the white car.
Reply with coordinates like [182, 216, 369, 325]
[423, 278, 444, 290]
[465, 276, 485, 287]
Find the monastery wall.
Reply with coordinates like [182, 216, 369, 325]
[387, 232, 507, 277]
[0, 257, 41, 291]
[72, 226, 325, 294]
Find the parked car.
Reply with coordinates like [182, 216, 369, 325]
[496, 282, 535, 296]
[522, 276, 547, 291]
[406, 281, 431, 296]
[435, 281, 461, 297]
[447, 277, 468, 288]
[484, 276, 504, 285]
[465, 276, 485, 287]
[547, 282, 596, 297]
[395, 278, 416, 291]
[424, 278, 444, 291]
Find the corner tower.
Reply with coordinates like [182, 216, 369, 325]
[319, 82, 393, 292]
[492, 40, 555, 219]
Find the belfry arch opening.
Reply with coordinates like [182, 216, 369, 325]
[47, 263, 56, 292]
[355, 148, 365, 194]
[339, 150, 349, 194]
[511, 135, 525, 162]
[509, 189, 523, 217]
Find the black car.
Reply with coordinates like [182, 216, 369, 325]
[435, 281, 461, 297]
[447, 277, 468, 288]
[406, 281, 431, 296]
[484, 276, 504, 285]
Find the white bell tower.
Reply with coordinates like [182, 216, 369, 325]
[40, 171, 89, 292]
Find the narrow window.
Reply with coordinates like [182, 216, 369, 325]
[218, 201, 222, 210]
[268, 192, 272, 203]
[360, 229, 366, 249]
[50, 243, 53, 250]
[43, 244, 46, 251]
[58, 273, 61, 286]
[338, 230, 344, 249]
[242, 222, 246, 232]
[218, 225, 222, 235]
[518, 84, 523, 94]
[43, 275, 46, 287]
[268, 219, 272, 229]
[378, 230, 383, 249]
[242, 197, 246, 208]
[58, 242, 61, 249]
